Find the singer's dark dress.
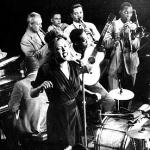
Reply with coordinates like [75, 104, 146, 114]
[32, 61, 82, 149]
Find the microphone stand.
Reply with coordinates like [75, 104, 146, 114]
[81, 71, 88, 147]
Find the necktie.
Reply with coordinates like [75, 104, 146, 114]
[37, 32, 45, 46]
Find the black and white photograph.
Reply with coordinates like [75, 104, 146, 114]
[0, 0, 150, 149]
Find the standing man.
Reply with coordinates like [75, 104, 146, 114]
[64, 3, 100, 44]
[20, 12, 48, 67]
[104, 2, 141, 91]
[47, 11, 68, 36]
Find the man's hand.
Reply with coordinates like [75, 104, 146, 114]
[40, 81, 53, 92]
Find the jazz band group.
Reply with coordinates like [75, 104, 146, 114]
[6, 1, 145, 150]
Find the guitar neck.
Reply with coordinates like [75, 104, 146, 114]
[96, 22, 111, 49]
[89, 13, 116, 57]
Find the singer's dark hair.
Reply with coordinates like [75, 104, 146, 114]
[45, 30, 67, 53]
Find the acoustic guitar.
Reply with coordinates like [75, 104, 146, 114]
[80, 13, 116, 86]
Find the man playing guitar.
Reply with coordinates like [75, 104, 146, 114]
[70, 28, 115, 114]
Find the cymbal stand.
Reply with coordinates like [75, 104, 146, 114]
[116, 79, 123, 112]
[81, 72, 87, 147]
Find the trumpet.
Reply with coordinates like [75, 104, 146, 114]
[133, 9, 146, 39]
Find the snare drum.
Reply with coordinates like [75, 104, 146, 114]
[95, 117, 135, 150]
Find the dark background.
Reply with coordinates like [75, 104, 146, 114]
[0, 0, 150, 57]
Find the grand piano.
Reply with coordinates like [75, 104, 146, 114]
[0, 56, 23, 114]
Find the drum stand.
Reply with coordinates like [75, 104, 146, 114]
[112, 79, 134, 113]
[117, 79, 123, 112]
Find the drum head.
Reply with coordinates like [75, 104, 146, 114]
[95, 117, 136, 150]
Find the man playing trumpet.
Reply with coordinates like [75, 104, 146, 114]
[104, 2, 141, 91]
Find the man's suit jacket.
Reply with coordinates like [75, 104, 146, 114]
[20, 28, 49, 66]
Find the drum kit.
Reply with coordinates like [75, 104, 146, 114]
[93, 88, 150, 150]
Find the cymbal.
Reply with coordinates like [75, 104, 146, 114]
[109, 88, 134, 100]
[127, 127, 150, 139]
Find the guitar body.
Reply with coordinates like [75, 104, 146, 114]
[80, 13, 116, 86]
[80, 45, 105, 86]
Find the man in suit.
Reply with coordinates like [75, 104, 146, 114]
[64, 3, 100, 44]
[20, 12, 49, 67]
[103, 2, 140, 91]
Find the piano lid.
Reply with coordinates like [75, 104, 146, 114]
[0, 56, 20, 68]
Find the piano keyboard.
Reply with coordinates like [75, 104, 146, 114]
[0, 105, 9, 114]
[0, 56, 19, 68]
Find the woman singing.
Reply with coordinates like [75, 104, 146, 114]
[30, 31, 84, 150]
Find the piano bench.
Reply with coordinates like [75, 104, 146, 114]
[19, 132, 48, 150]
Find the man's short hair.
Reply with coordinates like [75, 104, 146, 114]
[50, 11, 61, 19]
[70, 28, 84, 44]
[24, 56, 39, 75]
[71, 3, 83, 13]
[120, 2, 132, 10]
[27, 12, 41, 24]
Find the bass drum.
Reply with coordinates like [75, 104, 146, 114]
[95, 117, 135, 150]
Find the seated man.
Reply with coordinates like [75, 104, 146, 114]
[8, 57, 49, 135]
[70, 28, 116, 114]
